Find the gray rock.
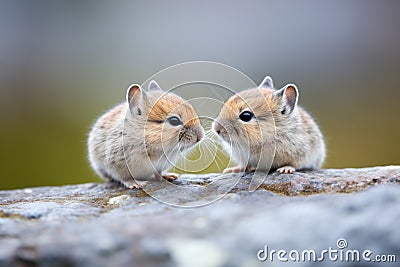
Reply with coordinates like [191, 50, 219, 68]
[0, 166, 399, 267]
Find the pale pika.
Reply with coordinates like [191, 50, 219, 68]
[88, 81, 204, 188]
[212, 76, 325, 174]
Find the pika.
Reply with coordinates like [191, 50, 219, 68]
[212, 76, 325, 174]
[88, 81, 204, 188]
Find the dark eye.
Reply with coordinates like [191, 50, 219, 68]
[239, 111, 254, 122]
[167, 116, 183, 126]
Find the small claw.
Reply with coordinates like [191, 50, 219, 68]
[277, 166, 295, 174]
[124, 180, 147, 189]
[159, 172, 179, 182]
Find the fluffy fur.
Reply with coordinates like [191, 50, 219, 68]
[212, 76, 325, 174]
[88, 81, 204, 188]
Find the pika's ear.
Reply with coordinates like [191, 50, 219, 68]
[258, 76, 274, 88]
[126, 84, 146, 114]
[273, 84, 299, 115]
[148, 80, 163, 91]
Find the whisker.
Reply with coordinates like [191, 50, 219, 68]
[201, 140, 227, 172]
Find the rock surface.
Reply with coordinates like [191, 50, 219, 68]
[0, 166, 399, 267]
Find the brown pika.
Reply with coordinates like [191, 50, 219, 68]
[88, 81, 204, 188]
[212, 76, 325, 174]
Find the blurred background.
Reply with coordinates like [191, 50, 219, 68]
[1, 0, 399, 189]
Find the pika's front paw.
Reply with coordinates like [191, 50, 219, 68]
[223, 166, 247, 174]
[276, 166, 296, 174]
[155, 172, 179, 182]
[123, 179, 148, 189]
[162, 172, 179, 182]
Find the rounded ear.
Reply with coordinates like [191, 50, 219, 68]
[284, 83, 298, 104]
[258, 76, 274, 88]
[126, 84, 145, 114]
[273, 84, 299, 115]
[148, 80, 163, 91]
[282, 84, 298, 114]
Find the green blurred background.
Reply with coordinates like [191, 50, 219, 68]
[1, 0, 399, 189]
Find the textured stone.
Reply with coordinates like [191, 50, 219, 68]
[0, 166, 399, 266]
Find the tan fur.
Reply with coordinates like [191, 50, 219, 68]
[88, 83, 204, 188]
[147, 92, 200, 126]
[213, 78, 325, 173]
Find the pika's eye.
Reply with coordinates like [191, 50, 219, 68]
[167, 116, 183, 126]
[239, 111, 254, 122]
